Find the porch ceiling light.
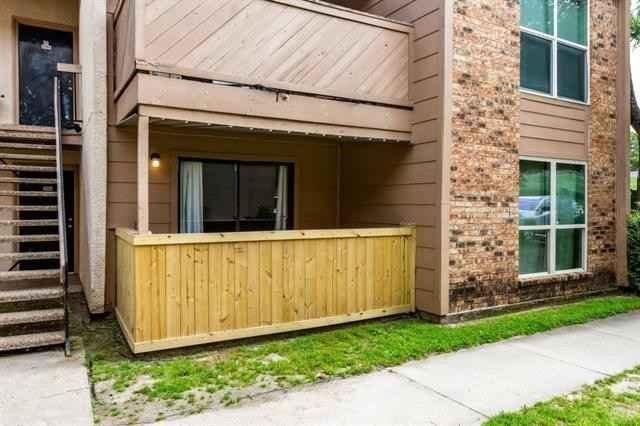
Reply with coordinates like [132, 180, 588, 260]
[151, 153, 161, 168]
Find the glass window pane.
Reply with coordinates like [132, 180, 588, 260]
[521, 0, 554, 34]
[556, 228, 584, 270]
[521, 33, 552, 94]
[520, 160, 551, 226]
[202, 162, 236, 232]
[520, 230, 549, 274]
[556, 163, 586, 225]
[558, 0, 587, 45]
[557, 44, 586, 101]
[239, 164, 278, 221]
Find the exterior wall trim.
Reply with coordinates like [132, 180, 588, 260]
[436, 0, 454, 316]
[616, 0, 631, 286]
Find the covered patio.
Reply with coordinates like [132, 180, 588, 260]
[112, 114, 418, 353]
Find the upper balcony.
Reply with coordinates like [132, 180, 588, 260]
[113, 0, 414, 141]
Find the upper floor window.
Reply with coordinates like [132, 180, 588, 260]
[520, 0, 588, 102]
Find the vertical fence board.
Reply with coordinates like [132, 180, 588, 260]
[194, 244, 209, 334]
[316, 239, 328, 318]
[271, 241, 283, 324]
[208, 244, 222, 332]
[326, 238, 337, 316]
[165, 245, 181, 337]
[150, 246, 167, 340]
[293, 240, 306, 321]
[221, 243, 235, 330]
[247, 242, 260, 327]
[356, 238, 367, 312]
[283, 240, 295, 322]
[234, 243, 249, 329]
[259, 241, 273, 326]
[346, 238, 357, 314]
[304, 240, 316, 319]
[365, 238, 375, 310]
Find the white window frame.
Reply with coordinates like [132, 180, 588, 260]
[519, 157, 588, 278]
[520, 0, 590, 105]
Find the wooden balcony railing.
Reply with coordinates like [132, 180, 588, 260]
[112, 0, 414, 141]
[115, 0, 412, 106]
[115, 227, 416, 353]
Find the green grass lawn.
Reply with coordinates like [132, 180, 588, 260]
[83, 295, 640, 424]
[486, 366, 640, 425]
[84, 296, 640, 424]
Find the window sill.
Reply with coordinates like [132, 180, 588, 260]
[519, 271, 593, 286]
[520, 89, 590, 107]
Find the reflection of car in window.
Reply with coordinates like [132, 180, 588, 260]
[519, 196, 550, 225]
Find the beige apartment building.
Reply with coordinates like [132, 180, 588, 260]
[0, 0, 630, 353]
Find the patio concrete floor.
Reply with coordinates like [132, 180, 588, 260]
[157, 311, 640, 426]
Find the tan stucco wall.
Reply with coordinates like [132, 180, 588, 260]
[0, 0, 79, 125]
[79, 0, 108, 313]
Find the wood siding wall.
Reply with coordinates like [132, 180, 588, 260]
[114, 0, 136, 93]
[336, 0, 447, 314]
[520, 92, 590, 161]
[115, 227, 415, 353]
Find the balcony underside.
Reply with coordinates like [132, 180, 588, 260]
[117, 74, 412, 141]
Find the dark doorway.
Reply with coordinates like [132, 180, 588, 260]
[18, 24, 74, 127]
[19, 171, 74, 272]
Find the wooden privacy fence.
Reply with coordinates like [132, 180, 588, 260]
[115, 227, 416, 353]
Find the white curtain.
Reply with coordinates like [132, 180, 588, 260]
[180, 161, 204, 233]
[275, 165, 288, 230]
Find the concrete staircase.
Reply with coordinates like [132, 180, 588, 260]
[0, 133, 66, 353]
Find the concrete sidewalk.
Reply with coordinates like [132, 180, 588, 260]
[160, 311, 640, 426]
[0, 347, 93, 426]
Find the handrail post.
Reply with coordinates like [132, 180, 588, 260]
[54, 76, 70, 356]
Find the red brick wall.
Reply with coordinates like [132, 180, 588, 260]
[447, 0, 619, 313]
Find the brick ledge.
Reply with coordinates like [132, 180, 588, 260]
[518, 272, 594, 286]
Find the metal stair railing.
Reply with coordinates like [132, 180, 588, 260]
[53, 76, 70, 356]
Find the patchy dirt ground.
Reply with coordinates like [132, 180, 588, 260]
[92, 373, 283, 425]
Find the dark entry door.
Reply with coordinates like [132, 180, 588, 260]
[19, 171, 74, 272]
[18, 24, 74, 127]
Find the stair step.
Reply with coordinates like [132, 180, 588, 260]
[0, 219, 58, 227]
[0, 205, 57, 211]
[0, 190, 57, 197]
[0, 234, 59, 243]
[0, 164, 56, 173]
[0, 153, 56, 161]
[0, 331, 64, 352]
[0, 286, 63, 303]
[0, 142, 56, 151]
[0, 251, 60, 261]
[0, 270, 59, 282]
[0, 309, 64, 326]
[0, 128, 56, 142]
[0, 177, 57, 184]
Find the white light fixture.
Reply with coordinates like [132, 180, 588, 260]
[150, 153, 161, 168]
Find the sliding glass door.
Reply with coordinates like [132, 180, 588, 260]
[179, 159, 293, 233]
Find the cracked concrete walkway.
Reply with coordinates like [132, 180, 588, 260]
[0, 347, 93, 426]
[158, 311, 640, 426]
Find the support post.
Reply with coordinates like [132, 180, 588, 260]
[137, 115, 150, 234]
